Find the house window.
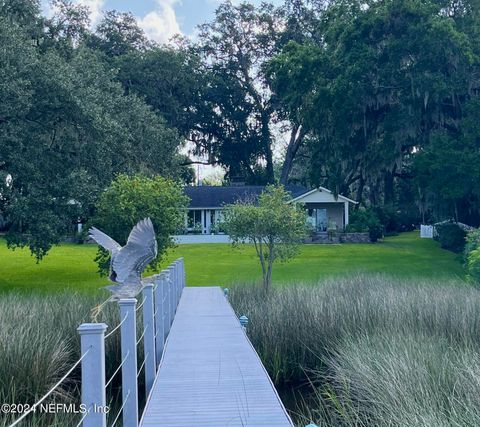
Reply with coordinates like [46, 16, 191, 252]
[306, 208, 327, 232]
[316, 209, 327, 232]
[187, 210, 202, 228]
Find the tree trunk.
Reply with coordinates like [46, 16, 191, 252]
[355, 175, 365, 209]
[384, 167, 396, 206]
[264, 243, 274, 293]
[280, 124, 304, 185]
[257, 240, 267, 283]
[265, 143, 275, 184]
[261, 114, 275, 184]
[265, 260, 273, 293]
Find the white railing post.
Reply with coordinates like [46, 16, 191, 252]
[172, 261, 177, 305]
[168, 266, 176, 323]
[118, 299, 138, 427]
[174, 260, 181, 305]
[173, 262, 177, 309]
[154, 274, 165, 369]
[180, 257, 186, 288]
[77, 323, 107, 427]
[163, 270, 172, 337]
[169, 263, 175, 308]
[142, 284, 156, 396]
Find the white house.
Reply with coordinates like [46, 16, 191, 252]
[181, 185, 357, 235]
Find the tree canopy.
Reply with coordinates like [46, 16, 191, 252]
[0, 0, 188, 258]
[2, 0, 480, 258]
[268, 0, 480, 224]
[91, 174, 189, 272]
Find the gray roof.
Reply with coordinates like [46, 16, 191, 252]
[184, 185, 308, 209]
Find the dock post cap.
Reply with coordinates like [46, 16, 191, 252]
[77, 323, 107, 334]
[239, 315, 249, 328]
[224, 288, 229, 298]
[118, 298, 137, 306]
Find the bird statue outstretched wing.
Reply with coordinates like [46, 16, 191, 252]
[112, 218, 158, 284]
[88, 227, 121, 254]
[88, 227, 122, 282]
[88, 218, 158, 299]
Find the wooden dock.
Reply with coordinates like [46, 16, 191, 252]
[140, 286, 293, 427]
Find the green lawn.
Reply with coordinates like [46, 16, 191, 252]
[0, 232, 465, 293]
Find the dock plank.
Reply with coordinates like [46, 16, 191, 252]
[140, 287, 293, 427]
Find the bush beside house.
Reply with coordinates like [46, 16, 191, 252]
[464, 228, 480, 285]
[346, 209, 383, 242]
[434, 222, 469, 253]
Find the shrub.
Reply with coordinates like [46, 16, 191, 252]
[464, 229, 480, 284]
[210, 220, 225, 234]
[191, 222, 203, 234]
[366, 216, 383, 242]
[467, 248, 480, 285]
[373, 205, 400, 234]
[91, 174, 189, 272]
[464, 228, 480, 262]
[435, 222, 467, 253]
[345, 210, 369, 232]
[346, 208, 383, 242]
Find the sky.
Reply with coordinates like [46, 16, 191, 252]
[41, 0, 284, 44]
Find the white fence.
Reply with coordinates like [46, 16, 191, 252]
[7, 258, 185, 427]
[420, 225, 434, 238]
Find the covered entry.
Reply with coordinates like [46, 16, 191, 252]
[290, 187, 357, 231]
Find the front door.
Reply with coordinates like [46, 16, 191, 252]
[316, 209, 327, 232]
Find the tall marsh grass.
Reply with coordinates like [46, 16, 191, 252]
[230, 276, 480, 426]
[0, 292, 139, 426]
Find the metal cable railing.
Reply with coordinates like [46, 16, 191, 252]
[74, 404, 93, 427]
[135, 298, 145, 312]
[8, 348, 91, 427]
[105, 351, 130, 389]
[136, 325, 148, 346]
[137, 352, 149, 378]
[104, 312, 128, 340]
[109, 389, 130, 427]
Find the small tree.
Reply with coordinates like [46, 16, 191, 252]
[223, 185, 307, 292]
[91, 174, 189, 273]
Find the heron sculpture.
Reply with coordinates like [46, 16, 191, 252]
[88, 218, 158, 318]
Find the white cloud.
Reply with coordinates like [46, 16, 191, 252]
[137, 0, 182, 44]
[76, 0, 105, 27]
[42, 0, 105, 28]
[42, 0, 183, 43]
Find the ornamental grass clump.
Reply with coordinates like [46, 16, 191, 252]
[0, 292, 126, 427]
[230, 276, 480, 426]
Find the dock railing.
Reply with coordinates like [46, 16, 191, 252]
[5, 258, 185, 427]
[77, 257, 185, 427]
[72, 258, 185, 427]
